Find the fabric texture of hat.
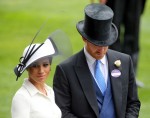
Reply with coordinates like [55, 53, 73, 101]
[76, 3, 118, 46]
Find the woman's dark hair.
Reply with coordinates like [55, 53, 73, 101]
[49, 57, 52, 65]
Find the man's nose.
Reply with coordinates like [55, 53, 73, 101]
[97, 46, 105, 50]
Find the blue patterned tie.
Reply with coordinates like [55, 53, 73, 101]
[95, 60, 106, 95]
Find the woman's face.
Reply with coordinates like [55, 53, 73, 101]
[27, 58, 51, 84]
[83, 38, 108, 60]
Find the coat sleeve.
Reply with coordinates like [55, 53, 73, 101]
[53, 65, 78, 118]
[125, 56, 141, 118]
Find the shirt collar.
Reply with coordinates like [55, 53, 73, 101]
[23, 78, 50, 97]
[101, 56, 106, 65]
[84, 47, 95, 65]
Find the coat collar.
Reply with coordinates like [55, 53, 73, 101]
[23, 78, 51, 97]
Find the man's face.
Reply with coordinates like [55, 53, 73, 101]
[83, 38, 108, 60]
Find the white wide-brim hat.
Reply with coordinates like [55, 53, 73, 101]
[14, 38, 58, 80]
[14, 29, 73, 81]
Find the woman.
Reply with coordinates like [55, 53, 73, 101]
[11, 37, 61, 118]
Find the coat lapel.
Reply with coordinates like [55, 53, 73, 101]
[107, 50, 122, 118]
[74, 50, 99, 117]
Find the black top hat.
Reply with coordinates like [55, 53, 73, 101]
[76, 3, 118, 46]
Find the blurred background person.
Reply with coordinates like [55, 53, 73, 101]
[99, 0, 147, 87]
[90, 0, 107, 4]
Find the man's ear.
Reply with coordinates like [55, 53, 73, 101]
[82, 37, 86, 41]
[26, 68, 29, 71]
[82, 37, 88, 44]
[82, 37, 87, 46]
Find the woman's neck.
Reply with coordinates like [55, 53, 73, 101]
[28, 78, 47, 96]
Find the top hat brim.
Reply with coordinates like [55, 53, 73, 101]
[76, 20, 118, 46]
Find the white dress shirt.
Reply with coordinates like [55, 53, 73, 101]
[84, 47, 108, 86]
[11, 78, 61, 118]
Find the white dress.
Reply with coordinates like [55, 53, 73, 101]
[11, 78, 61, 118]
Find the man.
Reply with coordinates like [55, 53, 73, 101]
[53, 3, 140, 118]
